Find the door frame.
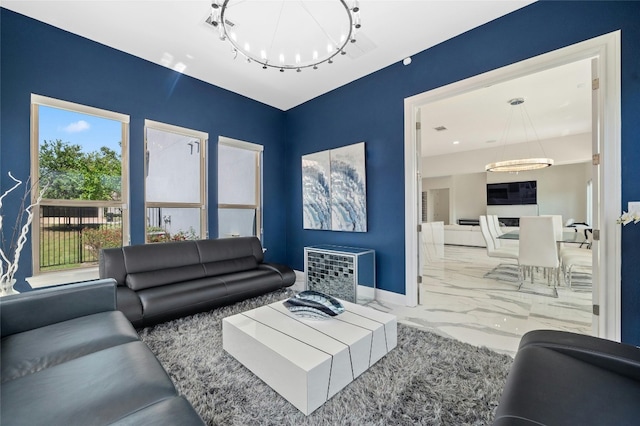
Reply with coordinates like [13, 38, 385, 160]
[403, 31, 621, 341]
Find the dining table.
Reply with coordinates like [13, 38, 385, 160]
[497, 229, 589, 244]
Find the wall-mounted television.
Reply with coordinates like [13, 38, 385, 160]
[487, 180, 537, 205]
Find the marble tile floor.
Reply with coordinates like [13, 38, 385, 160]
[367, 245, 592, 357]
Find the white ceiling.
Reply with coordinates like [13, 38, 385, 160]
[6, 0, 590, 169]
[420, 58, 593, 158]
[2, 0, 535, 111]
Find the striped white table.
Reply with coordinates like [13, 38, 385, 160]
[222, 299, 397, 415]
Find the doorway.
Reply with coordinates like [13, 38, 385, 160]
[423, 189, 450, 224]
[404, 31, 621, 341]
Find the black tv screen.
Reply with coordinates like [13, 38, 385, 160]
[487, 181, 537, 205]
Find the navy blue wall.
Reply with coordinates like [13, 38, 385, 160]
[2, 2, 640, 345]
[0, 8, 288, 278]
[283, 1, 640, 345]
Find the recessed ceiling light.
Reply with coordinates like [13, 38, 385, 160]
[433, 126, 447, 132]
[452, 141, 460, 145]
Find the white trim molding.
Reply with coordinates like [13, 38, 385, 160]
[404, 31, 621, 341]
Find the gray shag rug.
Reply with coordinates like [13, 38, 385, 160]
[138, 289, 512, 425]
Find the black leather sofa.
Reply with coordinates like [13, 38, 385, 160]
[99, 237, 296, 327]
[493, 330, 640, 425]
[0, 279, 205, 425]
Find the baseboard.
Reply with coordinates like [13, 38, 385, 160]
[294, 270, 407, 306]
[374, 287, 407, 306]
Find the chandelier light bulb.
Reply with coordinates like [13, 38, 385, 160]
[313, 50, 318, 60]
[279, 53, 285, 64]
[244, 42, 250, 52]
[260, 50, 267, 60]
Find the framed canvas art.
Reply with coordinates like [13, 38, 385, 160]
[302, 142, 367, 232]
[302, 150, 331, 230]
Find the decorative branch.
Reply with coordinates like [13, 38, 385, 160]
[0, 172, 49, 286]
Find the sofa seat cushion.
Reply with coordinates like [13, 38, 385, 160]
[137, 277, 228, 324]
[1, 310, 139, 383]
[494, 344, 640, 425]
[219, 269, 288, 296]
[1, 341, 178, 426]
[126, 264, 206, 291]
[109, 396, 204, 426]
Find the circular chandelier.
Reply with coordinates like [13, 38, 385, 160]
[485, 157, 554, 173]
[207, 0, 361, 72]
[485, 98, 554, 173]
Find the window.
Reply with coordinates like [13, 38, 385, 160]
[31, 95, 129, 274]
[218, 137, 263, 239]
[144, 120, 207, 242]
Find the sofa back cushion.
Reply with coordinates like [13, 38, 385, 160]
[99, 248, 128, 286]
[196, 237, 264, 264]
[122, 242, 204, 291]
[100, 238, 266, 290]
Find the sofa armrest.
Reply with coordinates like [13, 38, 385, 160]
[259, 263, 296, 286]
[518, 329, 640, 381]
[0, 279, 117, 338]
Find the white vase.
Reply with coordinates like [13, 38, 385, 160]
[0, 278, 17, 296]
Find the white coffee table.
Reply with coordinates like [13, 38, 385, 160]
[222, 299, 397, 415]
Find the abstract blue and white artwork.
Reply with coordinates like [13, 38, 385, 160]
[330, 142, 367, 232]
[302, 150, 331, 230]
[302, 142, 367, 232]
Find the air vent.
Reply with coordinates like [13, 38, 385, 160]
[345, 32, 377, 59]
[433, 126, 447, 132]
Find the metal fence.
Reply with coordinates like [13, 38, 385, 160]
[39, 206, 123, 271]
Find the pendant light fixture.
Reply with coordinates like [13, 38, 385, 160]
[485, 98, 554, 173]
[206, 0, 361, 72]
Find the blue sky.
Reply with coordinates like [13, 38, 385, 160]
[39, 106, 122, 154]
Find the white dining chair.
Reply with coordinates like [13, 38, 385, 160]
[488, 214, 518, 249]
[479, 215, 519, 262]
[541, 214, 564, 241]
[518, 216, 560, 297]
[561, 249, 592, 289]
[486, 215, 503, 246]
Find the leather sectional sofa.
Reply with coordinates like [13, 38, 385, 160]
[0, 279, 205, 425]
[99, 236, 296, 327]
[493, 329, 640, 425]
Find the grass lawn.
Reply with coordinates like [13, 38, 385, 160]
[39, 227, 98, 272]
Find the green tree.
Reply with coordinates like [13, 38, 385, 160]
[39, 139, 121, 200]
